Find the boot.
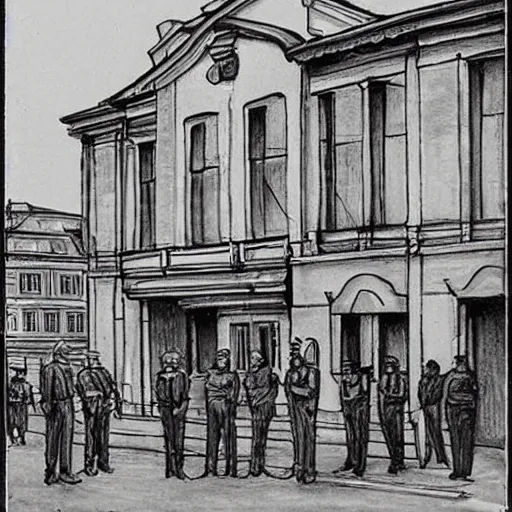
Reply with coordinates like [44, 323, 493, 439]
[59, 473, 82, 485]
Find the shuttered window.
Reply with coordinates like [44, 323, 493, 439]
[248, 95, 288, 239]
[140, 142, 156, 249]
[189, 116, 220, 245]
[470, 57, 505, 220]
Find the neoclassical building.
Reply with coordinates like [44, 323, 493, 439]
[62, 0, 505, 456]
[6, 201, 88, 387]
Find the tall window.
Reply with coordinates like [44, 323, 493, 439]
[60, 274, 81, 296]
[231, 323, 250, 371]
[319, 76, 407, 230]
[369, 76, 407, 225]
[22, 311, 38, 332]
[319, 86, 363, 230]
[188, 115, 220, 245]
[67, 312, 84, 333]
[19, 273, 42, 294]
[470, 57, 505, 220]
[44, 312, 60, 333]
[248, 95, 288, 239]
[341, 315, 361, 364]
[230, 320, 280, 370]
[7, 311, 18, 332]
[140, 142, 156, 249]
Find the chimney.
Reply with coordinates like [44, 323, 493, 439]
[156, 20, 183, 40]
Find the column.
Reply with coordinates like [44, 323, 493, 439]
[123, 143, 137, 251]
[458, 56, 471, 241]
[406, 51, 424, 461]
[361, 82, 372, 227]
[113, 278, 125, 388]
[140, 301, 152, 416]
[88, 278, 97, 351]
[115, 131, 123, 254]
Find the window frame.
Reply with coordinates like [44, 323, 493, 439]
[139, 141, 156, 250]
[469, 55, 505, 222]
[185, 113, 221, 246]
[19, 272, 42, 295]
[43, 310, 61, 333]
[245, 93, 288, 240]
[22, 310, 38, 332]
[67, 312, 85, 333]
[59, 273, 81, 296]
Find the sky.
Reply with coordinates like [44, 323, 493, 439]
[5, 0, 443, 214]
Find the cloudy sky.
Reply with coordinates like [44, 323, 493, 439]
[5, 0, 443, 213]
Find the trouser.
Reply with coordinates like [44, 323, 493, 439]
[423, 404, 448, 466]
[206, 399, 237, 476]
[83, 397, 111, 469]
[8, 403, 28, 441]
[45, 399, 74, 478]
[343, 399, 369, 474]
[250, 402, 274, 474]
[159, 406, 187, 476]
[446, 405, 476, 477]
[379, 402, 405, 468]
[294, 402, 317, 477]
[287, 396, 300, 471]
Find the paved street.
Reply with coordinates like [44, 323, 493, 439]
[6, 419, 506, 512]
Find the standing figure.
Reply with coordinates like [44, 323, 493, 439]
[205, 349, 240, 477]
[335, 361, 372, 477]
[155, 350, 190, 479]
[418, 359, 449, 469]
[7, 362, 35, 446]
[76, 350, 122, 476]
[40, 341, 82, 485]
[378, 355, 407, 474]
[444, 355, 478, 481]
[243, 350, 278, 476]
[284, 352, 320, 484]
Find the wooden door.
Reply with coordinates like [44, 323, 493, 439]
[470, 297, 505, 448]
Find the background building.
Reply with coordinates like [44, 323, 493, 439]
[5, 201, 88, 389]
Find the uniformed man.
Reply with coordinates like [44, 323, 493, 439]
[284, 350, 320, 484]
[243, 350, 278, 476]
[205, 348, 240, 477]
[155, 350, 190, 479]
[285, 338, 302, 476]
[40, 341, 82, 485]
[7, 362, 35, 446]
[418, 359, 449, 469]
[335, 361, 372, 477]
[378, 355, 407, 474]
[444, 355, 478, 481]
[76, 350, 121, 477]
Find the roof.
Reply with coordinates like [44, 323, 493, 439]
[288, 0, 504, 62]
[5, 201, 85, 256]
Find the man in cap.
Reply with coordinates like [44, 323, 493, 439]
[205, 348, 240, 477]
[418, 359, 449, 469]
[155, 350, 190, 479]
[243, 350, 279, 476]
[335, 361, 372, 477]
[76, 350, 122, 476]
[444, 355, 478, 481]
[284, 346, 320, 484]
[378, 355, 407, 474]
[7, 361, 35, 446]
[40, 340, 82, 485]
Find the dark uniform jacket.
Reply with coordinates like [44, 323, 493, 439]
[77, 366, 119, 401]
[244, 366, 278, 412]
[8, 377, 34, 406]
[418, 374, 445, 407]
[155, 369, 189, 410]
[445, 371, 477, 407]
[379, 372, 407, 405]
[40, 361, 74, 405]
[206, 369, 240, 403]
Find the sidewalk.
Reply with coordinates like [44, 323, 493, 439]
[26, 414, 506, 505]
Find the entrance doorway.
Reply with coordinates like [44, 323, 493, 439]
[379, 313, 408, 376]
[466, 297, 505, 448]
[189, 309, 218, 374]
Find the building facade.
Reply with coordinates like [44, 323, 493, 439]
[6, 202, 88, 387]
[290, 0, 505, 453]
[61, 0, 505, 455]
